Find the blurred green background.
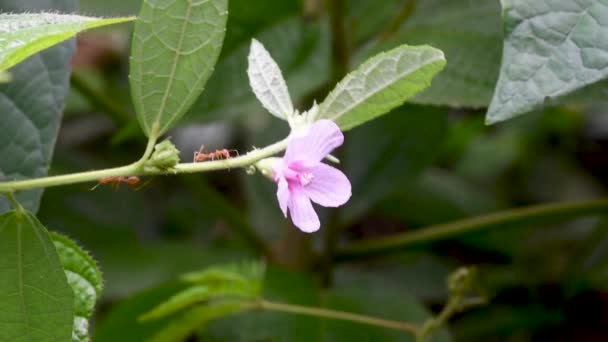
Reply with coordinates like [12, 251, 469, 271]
[35, 0, 608, 340]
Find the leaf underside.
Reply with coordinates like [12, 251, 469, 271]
[486, 0, 608, 123]
[130, 0, 228, 137]
[317, 44, 446, 131]
[0, 13, 134, 72]
[0, 0, 77, 214]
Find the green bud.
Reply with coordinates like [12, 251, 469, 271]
[144, 139, 180, 173]
[255, 157, 281, 179]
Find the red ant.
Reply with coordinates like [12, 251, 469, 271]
[193, 145, 239, 163]
[91, 176, 141, 191]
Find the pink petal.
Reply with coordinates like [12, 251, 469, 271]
[276, 177, 289, 217]
[303, 163, 351, 207]
[285, 120, 344, 165]
[288, 189, 320, 233]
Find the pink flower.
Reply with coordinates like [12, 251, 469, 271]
[273, 120, 352, 232]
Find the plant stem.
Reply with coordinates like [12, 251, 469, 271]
[258, 299, 419, 335]
[328, 0, 349, 80]
[0, 138, 288, 193]
[4, 193, 24, 213]
[335, 199, 608, 262]
[378, 0, 418, 42]
[70, 73, 133, 126]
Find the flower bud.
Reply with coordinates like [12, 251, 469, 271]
[144, 139, 180, 173]
[255, 157, 281, 180]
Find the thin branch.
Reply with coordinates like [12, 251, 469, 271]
[258, 299, 419, 335]
[328, 0, 350, 81]
[0, 138, 288, 193]
[335, 199, 608, 262]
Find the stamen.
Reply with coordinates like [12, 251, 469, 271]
[299, 172, 314, 186]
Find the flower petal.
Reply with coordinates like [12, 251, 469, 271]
[276, 177, 289, 217]
[288, 189, 320, 233]
[285, 120, 344, 165]
[303, 163, 351, 207]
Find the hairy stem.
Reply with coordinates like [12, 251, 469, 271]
[0, 138, 288, 193]
[335, 199, 608, 262]
[258, 299, 419, 335]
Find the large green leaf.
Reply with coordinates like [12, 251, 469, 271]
[0, 210, 74, 341]
[51, 233, 103, 342]
[130, 0, 228, 137]
[0, 0, 76, 214]
[486, 0, 608, 123]
[315, 45, 446, 131]
[0, 13, 134, 72]
[340, 105, 448, 224]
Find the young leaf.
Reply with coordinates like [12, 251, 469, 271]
[0, 210, 74, 341]
[247, 39, 295, 120]
[140, 284, 256, 321]
[486, 0, 608, 123]
[0, 13, 134, 72]
[130, 0, 228, 138]
[181, 261, 265, 287]
[315, 44, 446, 131]
[51, 233, 103, 342]
[149, 301, 251, 342]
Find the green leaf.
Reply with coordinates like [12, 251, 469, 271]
[0, 0, 77, 214]
[316, 44, 445, 131]
[0, 13, 134, 72]
[486, 0, 608, 123]
[130, 0, 228, 137]
[247, 39, 295, 120]
[140, 285, 213, 321]
[51, 233, 103, 342]
[340, 105, 447, 224]
[141, 261, 265, 321]
[149, 301, 250, 342]
[181, 260, 265, 288]
[202, 267, 323, 342]
[0, 210, 74, 341]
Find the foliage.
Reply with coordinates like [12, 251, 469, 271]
[2, 0, 608, 341]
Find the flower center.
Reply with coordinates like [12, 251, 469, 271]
[298, 172, 314, 186]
